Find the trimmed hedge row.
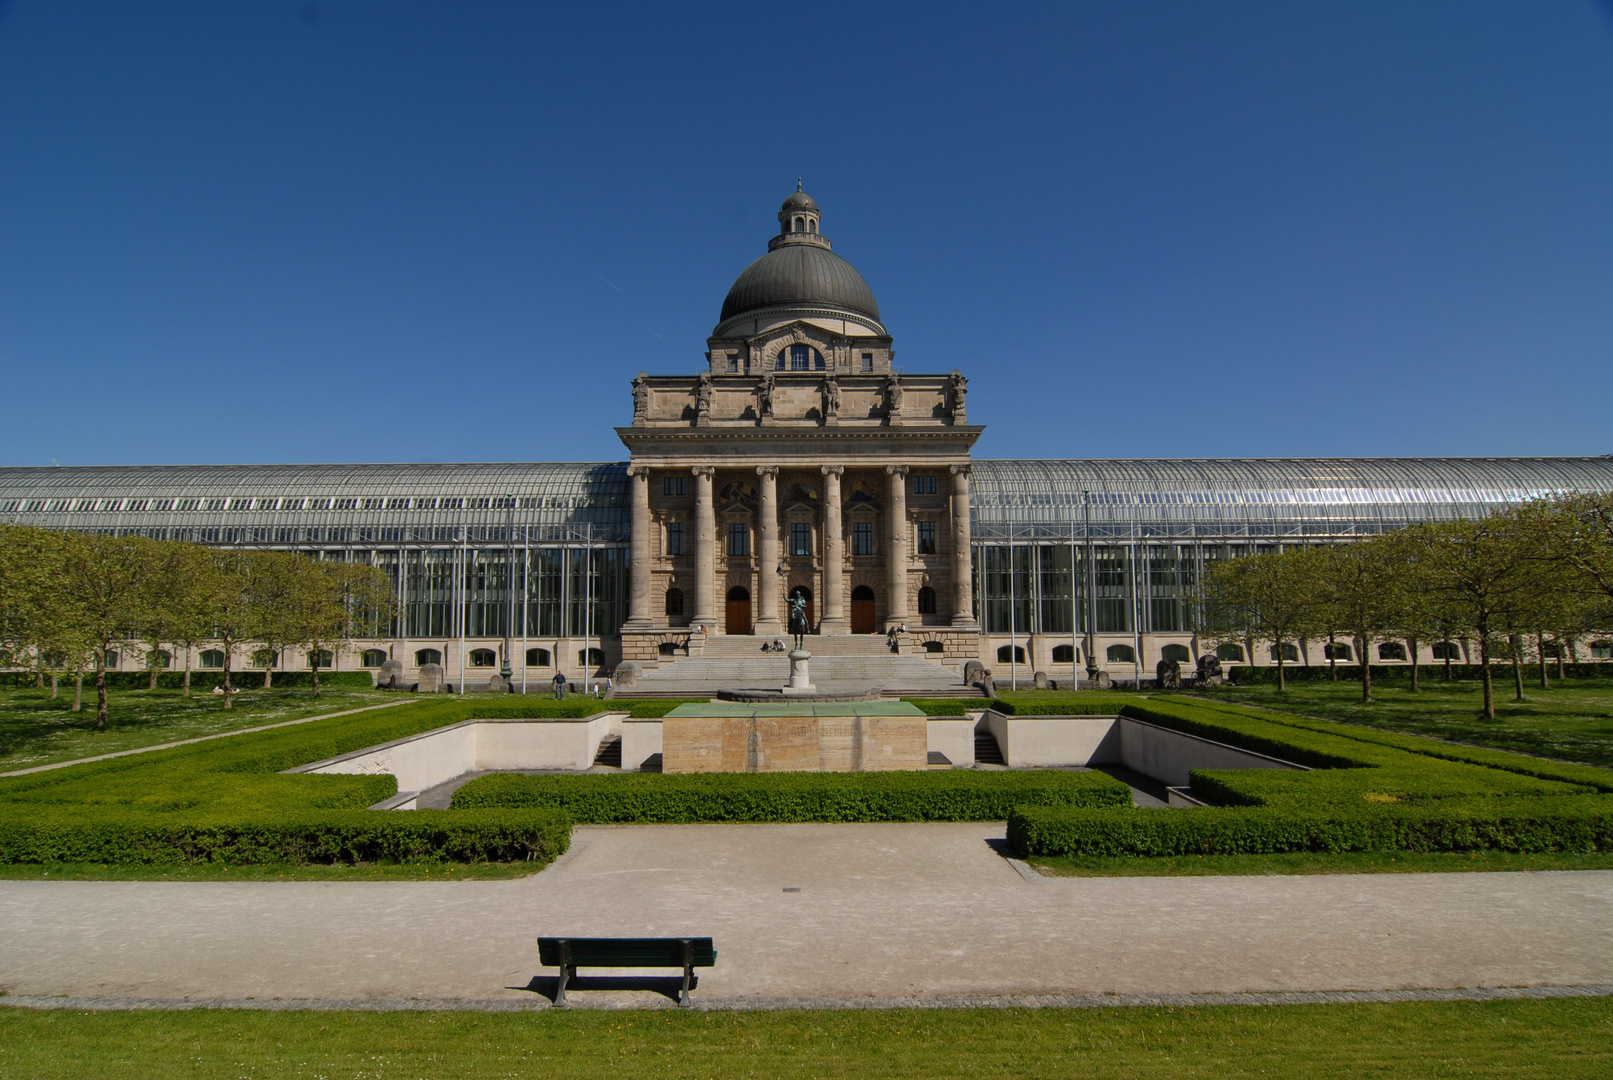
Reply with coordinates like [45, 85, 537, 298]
[991, 693, 1147, 717]
[1, 670, 374, 691]
[450, 768, 1133, 823]
[1009, 796, 1613, 858]
[0, 807, 571, 866]
[1225, 663, 1613, 684]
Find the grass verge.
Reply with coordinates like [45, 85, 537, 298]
[1030, 848, 1613, 877]
[0, 859, 544, 882]
[0, 998, 1608, 1079]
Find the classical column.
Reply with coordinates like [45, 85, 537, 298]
[691, 466, 717, 630]
[819, 466, 846, 633]
[950, 464, 977, 628]
[624, 465, 652, 628]
[885, 464, 910, 629]
[754, 465, 782, 636]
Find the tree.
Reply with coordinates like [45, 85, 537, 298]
[54, 532, 166, 730]
[1410, 513, 1545, 719]
[148, 541, 214, 698]
[204, 550, 263, 710]
[1378, 526, 1445, 693]
[0, 525, 64, 690]
[280, 558, 395, 696]
[1201, 550, 1317, 692]
[1310, 541, 1401, 703]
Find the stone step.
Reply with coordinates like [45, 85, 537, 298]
[629, 651, 979, 699]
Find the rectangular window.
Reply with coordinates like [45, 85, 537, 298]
[726, 352, 739, 372]
[861, 352, 873, 372]
[912, 476, 937, 495]
[665, 521, 684, 556]
[663, 476, 687, 496]
[790, 521, 812, 556]
[852, 521, 874, 556]
[728, 522, 750, 557]
[916, 521, 936, 555]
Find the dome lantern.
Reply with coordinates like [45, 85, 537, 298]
[777, 178, 823, 239]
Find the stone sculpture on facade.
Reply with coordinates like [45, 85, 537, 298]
[947, 370, 968, 424]
[756, 373, 776, 422]
[695, 371, 713, 426]
[821, 375, 840, 421]
[884, 373, 903, 423]
[632, 372, 649, 424]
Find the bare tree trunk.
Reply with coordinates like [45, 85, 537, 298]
[1537, 632, 1549, 690]
[312, 660, 321, 697]
[1357, 634, 1372, 702]
[149, 664, 159, 691]
[1557, 636, 1567, 680]
[1509, 634, 1525, 703]
[36, 670, 44, 689]
[72, 671, 83, 713]
[1276, 644, 1286, 692]
[222, 648, 233, 710]
[95, 654, 108, 731]
[182, 649, 192, 698]
[1327, 632, 1337, 680]
[264, 663, 273, 689]
[49, 673, 59, 699]
[1408, 636, 1420, 692]
[1479, 632, 1494, 719]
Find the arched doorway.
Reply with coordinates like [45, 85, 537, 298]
[787, 586, 814, 635]
[725, 586, 752, 635]
[850, 585, 877, 634]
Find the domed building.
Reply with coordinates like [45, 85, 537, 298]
[3, 185, 1613, 694]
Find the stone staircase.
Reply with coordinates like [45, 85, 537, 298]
[629, 634, 981, 699]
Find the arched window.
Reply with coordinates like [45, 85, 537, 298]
[414, 648, 442, 667]
[997, 645, 1026, 664]
[361, 649, 388, 668]
[1107, 644, 1136, 664]
[151, 650, 172, 669]
[1378, 642, 1407, 661]
[923, 641, 944, 654]
[808, 220, 816, 233]
[1216, 643, 1245, 662]
[103, 650, 120, 669]
[526, 647, 551, 667]
[794, 216, 803, 232]
[658, 642, 680, 657]
[1431, 641, 1461, 660]
[1270, 643, 1299, 662]
[199, 649, 225, 669]
[251, 649, 278, 669]
[917, 586, 936, 614]
[468, 648, 497, 668]
[307, 649, 334, 669]
[1161, 643, 1191, 663]
[1051, 644, 1076, 663]
[578, 647, 604, 666]
[665, 587, 684, 617]
[1324, 643, 1352, 661]
[776, 344, 825, 371]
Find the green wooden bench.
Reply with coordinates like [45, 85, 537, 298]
[537, 936, 717, 1007]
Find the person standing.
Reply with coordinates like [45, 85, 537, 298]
[552, 670, 567, 700]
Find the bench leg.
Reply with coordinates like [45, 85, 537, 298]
[554, 940, 571, 1008]
[679, 938, 693, 1008]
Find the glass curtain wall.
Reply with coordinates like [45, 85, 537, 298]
[525, 547, 564, 637]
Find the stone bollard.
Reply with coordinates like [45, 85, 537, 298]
[1156, 658, 1181, 689]
[963, 659, 986, 685]
[417, 663, 444, 693]
[612, 661, 641, 692]
[379, 658, 405, 689]
[1033, 670, 1049, 690]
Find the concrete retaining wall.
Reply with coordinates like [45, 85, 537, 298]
[926, 719, 976, 767]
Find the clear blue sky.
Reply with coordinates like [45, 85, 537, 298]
[2, 1, 1610, 467]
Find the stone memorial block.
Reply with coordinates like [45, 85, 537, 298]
[1156, 658, 1182, 689]
[417, 662, 444, 693]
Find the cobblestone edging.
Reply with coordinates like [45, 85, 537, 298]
[4, 983, 1610, 1013]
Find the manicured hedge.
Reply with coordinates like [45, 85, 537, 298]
[1224, 663, 1613, 684]
[990, 693, 1139, 716]
[0, 807, 571, 866]
[451, 768, 1133, 823]
[1009, 796, 1613, 858]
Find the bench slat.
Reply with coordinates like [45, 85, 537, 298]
[537, 937, 717, 968]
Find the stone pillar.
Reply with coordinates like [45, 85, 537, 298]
[885, 464, 910, 629]
[625, 465, 652, 628]
[819, 467, 845, 635]
[754, 465, 782, 636]
[819, 466, 846, 633]
[950, 464, 977, 628]
[691, 466, 716, 631]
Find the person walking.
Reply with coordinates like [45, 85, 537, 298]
[552, 670, 567, 700]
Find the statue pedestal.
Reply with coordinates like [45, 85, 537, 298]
[783, 648, 816, 695]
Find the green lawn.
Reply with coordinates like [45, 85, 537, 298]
[1177, 677, 1613, 768]
[0, 684, 401, 771]
[0, 998, 1607, 1079]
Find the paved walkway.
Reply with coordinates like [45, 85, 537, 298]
[2, 823, 1610, 1009]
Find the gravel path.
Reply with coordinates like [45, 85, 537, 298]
[2, 822, 1609, 1010]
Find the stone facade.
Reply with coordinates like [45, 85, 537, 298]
[660, 709, 928, 773]
[619, 185, 983, 667]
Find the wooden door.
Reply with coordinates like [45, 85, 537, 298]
[725, 586, 752, 635]
[850, 585, 877, 634]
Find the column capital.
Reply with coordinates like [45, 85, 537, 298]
[755, 465, 779, 478]
[885, 464, 911, 477]
[820, 465, 844, 477]
[949, 464, 971, 476]
[691, 466, 715, 479]
[625, 464, 652, 478]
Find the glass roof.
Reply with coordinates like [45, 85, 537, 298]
[0, 463, 628, 544]
[969, 457, 1613, 540]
